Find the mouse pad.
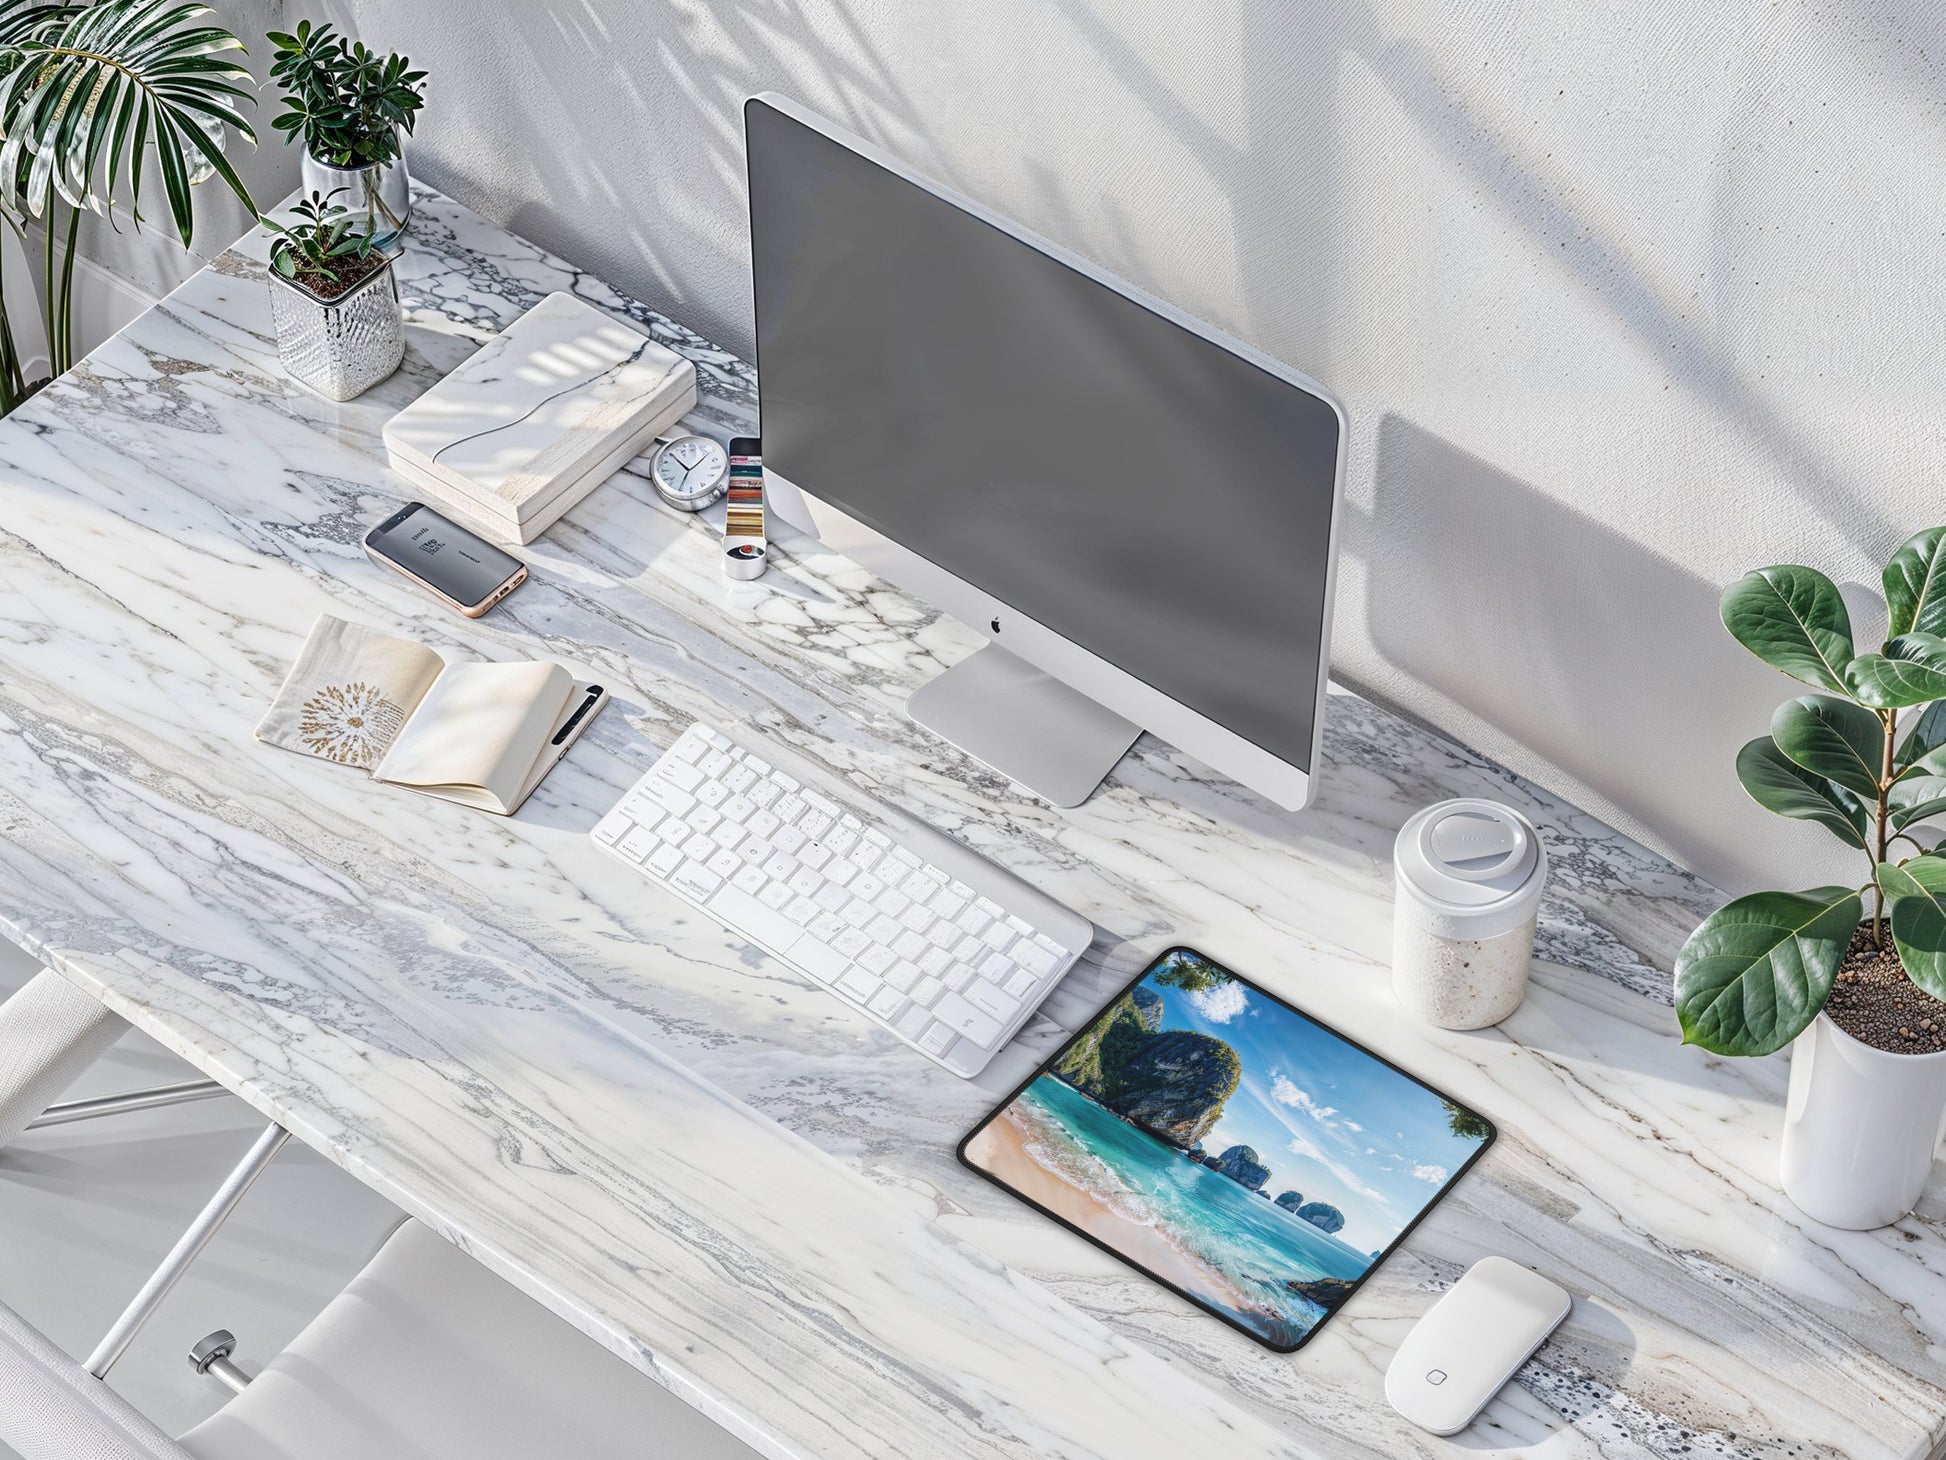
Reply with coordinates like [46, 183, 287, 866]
[959, 946, 1496, 1352]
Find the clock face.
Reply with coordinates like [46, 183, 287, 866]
[652, 435, 729, 504]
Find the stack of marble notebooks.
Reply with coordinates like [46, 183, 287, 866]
[383, 292, 697, 543]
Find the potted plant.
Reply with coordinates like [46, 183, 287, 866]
[267, 20, 424, 251]
[1675, 526, 1946, 1228]
[0, 0, 261, 412]
[263, 188, 404, 401]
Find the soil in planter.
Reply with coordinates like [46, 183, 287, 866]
[1825, 925, 1946, 1053]
[283, 250, 387, 302]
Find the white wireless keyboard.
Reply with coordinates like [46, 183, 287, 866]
[593, 722, 1093, 1077]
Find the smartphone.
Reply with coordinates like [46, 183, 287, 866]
[364, 503, 528, 617]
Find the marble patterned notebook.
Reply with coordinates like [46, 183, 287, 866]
[383, 292, 697, 542]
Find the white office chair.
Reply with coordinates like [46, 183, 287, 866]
[0, 1102, 763, 1460]
[177, 1217, 763, 1460]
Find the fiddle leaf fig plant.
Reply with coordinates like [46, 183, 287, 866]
[1674, 527, 1946, 1056]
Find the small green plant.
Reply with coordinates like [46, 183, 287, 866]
[266, 20, 424, 169]
[1675, 526, 1946, 1056]
[264, 189, 379, 295]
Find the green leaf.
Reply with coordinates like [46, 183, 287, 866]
[1771, 695, 1886, 798]
[1897, 700, 1946, 768]
[1844, 633, 1946, 709]
[1735, 737, 1869, 846]
[1720, 566, 1855, 693]
[1891, 774, 1946, 832]
[1885, 526, 1946, 640]
[1675, 887, 1862, 1055]
[1878, 858, 1946, 1000]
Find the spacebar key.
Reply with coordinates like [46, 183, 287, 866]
[706, 883, 804, 957]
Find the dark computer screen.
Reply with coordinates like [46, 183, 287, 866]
[746, 99, 1341, 772]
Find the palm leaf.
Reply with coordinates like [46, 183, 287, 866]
[0, 0, 257, 244]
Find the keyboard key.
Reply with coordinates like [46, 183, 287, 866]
[895, 1004, 932, 1039]
[889, 846, 921, 871]
[705, 882, 801, 953]
[932, 892, 967, 922]
[1014, 943, 1058, 978]
[646, 843, 685, 878]
[1006, 914, 1034, 937]
[699, 727, 731, 751]
[981, 952, 1014, 981]
[955, 905, 992, 937]
[764, 853, 796, 882]
[932, 991, 1001, 1046]
[720, 793, 754, 822]
[867, 986, 906, 1020]
[944, 962, 980, 993]
[660, 759, 704, 792]
[827, 827, 860, 857]
[800, 843, 832, 871]
[803, 789, 842, 818]
[707, 848, 741, 878]
[775, 826, 808, 855]
[833, 927, 871, 958]
[749, 808, 782, 837]
[1004, 967, 1040, 997]
[836, 968, 881, 1003]
[852, 844, 883, 873]
[725, 764, 757, 794]
[925, 922, 958, 951]
[814, 883, 850, 913]
[758, 880, 793, 910]
[842, 899, 875, 928]
[738, 835, 772, 862]
[966, 980, 1020, 1021]
[911, 976, 943, 1006]
[953, 935, 985, 963]
[800, 810, 834, 839]
[786, 896, 819, 925]
[982, 924, 1017, 953]
[697, 781, 729, 808]
[643, 780, 695, 818]
[789, 867, 822, 898]
[871, 885, 908, 917]
[686, 805, 721, 834]
[672, 735, 707, 764]
[732, 864, 768, 895]
[900, 904, 934, 935]
[893, 930, 928, 961]
[670, 864, 722, 901]
[750, 782, 782, 811]
[861, 944, 899, 976]
[775, 794, 806, 823]
[826, 859, 857, 887]
[745, 754, 771, 775]
[918, 947, 952, 977]
[616, 826, 660, 862]
[918, 1022, 956, 1056]
[709, 822, 744, 851]
[683, 834, 716, 862]
[901, 870, 936, 901]
[593, 815, 632, 846]
[809, 911, 846, 942]
[700, 750, 733, 778]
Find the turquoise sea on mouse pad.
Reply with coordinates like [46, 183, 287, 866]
[968, 949, 1491, 1347]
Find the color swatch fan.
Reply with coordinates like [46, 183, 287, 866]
[383, 292, 697, 543]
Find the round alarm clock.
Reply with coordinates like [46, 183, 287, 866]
[647, 432, 730, 512]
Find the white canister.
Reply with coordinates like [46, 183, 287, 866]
[1392, 800, 1548, 1030]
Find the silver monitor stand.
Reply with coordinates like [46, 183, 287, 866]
[907, 643, 1140, 808]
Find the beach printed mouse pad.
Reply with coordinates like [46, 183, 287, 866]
[960, 948, 1495, 1351]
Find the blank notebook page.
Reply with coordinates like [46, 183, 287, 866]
[375, 660, 571, 811]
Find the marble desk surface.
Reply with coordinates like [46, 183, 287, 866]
[0, 184, 1939, 1460]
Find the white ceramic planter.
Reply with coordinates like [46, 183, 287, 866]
[1780, 1011, 1946, 1228]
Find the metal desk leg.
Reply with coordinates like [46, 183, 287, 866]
[0, 969, 130, 1151]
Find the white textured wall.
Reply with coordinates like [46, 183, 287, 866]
[288, 0, 1943, 895]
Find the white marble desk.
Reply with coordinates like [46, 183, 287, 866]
[0, 185, 1939, 1460]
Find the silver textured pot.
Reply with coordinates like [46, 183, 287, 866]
[267, 256, 406, 402]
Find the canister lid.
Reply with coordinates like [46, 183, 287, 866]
[1394, 799, 1547, 940]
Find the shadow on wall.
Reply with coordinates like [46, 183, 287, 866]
[1358, 413, 1851, 892]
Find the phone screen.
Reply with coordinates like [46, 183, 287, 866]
[365, 504, 524, 609]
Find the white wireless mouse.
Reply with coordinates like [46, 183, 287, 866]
[1384, 1256, 1571, 1435]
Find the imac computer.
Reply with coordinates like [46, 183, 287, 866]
[744, 94, 1347, 810]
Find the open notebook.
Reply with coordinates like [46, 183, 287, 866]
[257, 615, 605, 815]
